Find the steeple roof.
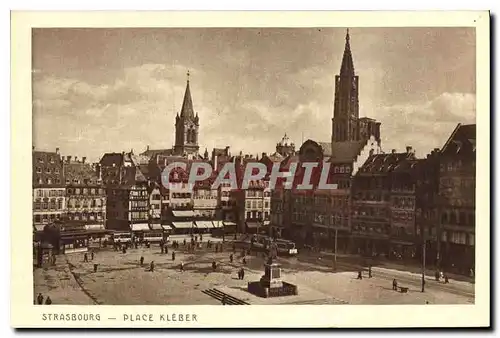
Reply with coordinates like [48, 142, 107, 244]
[340, 29, 355, 76]
[180, 71, 195, 119]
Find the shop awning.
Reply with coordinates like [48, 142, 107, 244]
[195, 221, 213, 229]
[172, 210, 195, 217]
[212, 221, 224, 228]
[246, 222, 261, 229]
[223, 221, 237, 227]
[85, 224, 105, 231]
[312, 223, 330, 229]
[150, 224, 163, 231]
[172, 222, 194, 229]
[162, 225, 173, 230]
[130, 223, 150, 231]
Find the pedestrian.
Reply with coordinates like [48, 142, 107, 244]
[222, 295, 227, 305]
[444, 275, 449, 284]
[195, 235, 198, 242]
[93, 263, 98, 272]
[239, 268, 245, 280]
[83, 253, 88, 262]
[230, 254, 233, 263]
[212, 261, 217, 271]
[165, 246, 168, 254]
[180, 262, 184, 272]
[150, 261, 155, 272]
[215, 244, 218, 253]
[200, 234, 203, 242]
[232, 243, 236, 253]
[52, 255, 56, 266]
[368, 266, 372, 278]
[435, 270, 440, 281]
[161, 245, 164, 254]
[122, 246, 127, 254]
[45, 296, 52, 305]
[222, 234, 225, 242]
[140, 256, 144, 266]
[91, 252, 94, 261]
[357, 270, 363, 280]
[242, 257, 247, 265]
[392, 279, 398, 291]
[183, 239, 186, 247]
[172, 251, 176, 261]
[37, 293, 44, 305]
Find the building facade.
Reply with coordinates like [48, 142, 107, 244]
[32, 148, 66, 232]
[437, 124, 476, 274]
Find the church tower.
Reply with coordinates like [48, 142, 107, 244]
[332, 29, 360, 143]
[174, 71, 200, 157]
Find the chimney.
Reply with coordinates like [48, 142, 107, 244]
[391, 149, 396, 154]
[225, 146, 230, 156]
[147, 145, 150, 151]
[262, 152, 267, 158]
[82, 156, 87, 164]
[66, 156, 71, 163]
[406, 146, 413, 153]
[214, 155, 218, 172]
[56, 147, 60, 155]
[74, 156, 78, 162]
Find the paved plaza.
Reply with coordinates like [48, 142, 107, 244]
[33, 241, 475, 306]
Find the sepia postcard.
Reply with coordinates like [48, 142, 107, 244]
[11, 11, 490, 328]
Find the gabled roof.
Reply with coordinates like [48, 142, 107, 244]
[140, 148, 175, 159]
[441, 123, 476, 155]
[329, 141, 365, 163]
[100, 152, 123, 167]
[64, 162, 100, 184]
[357, 152, 416, 175]
[318, 142, 332, 157]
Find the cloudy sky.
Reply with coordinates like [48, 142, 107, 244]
[32, 27, 476, 162]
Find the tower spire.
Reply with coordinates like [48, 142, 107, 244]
[180, 71, 195, 119]
[340, 28, 355, 76]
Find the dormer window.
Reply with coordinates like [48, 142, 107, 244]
[45, 168, 51, 174]
[49, 157, 54, 163]
[66, 179, 70, 184]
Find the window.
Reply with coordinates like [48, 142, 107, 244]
[36, 167, 41, 173]
[45, 168, 51, 174]
[47, 178, 52, 184]
[55, 168, 60, 174]
[340, 167, 345, 173]
[73, 179, 79, 184]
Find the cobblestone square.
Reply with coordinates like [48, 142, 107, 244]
[34, 243, 474, 305]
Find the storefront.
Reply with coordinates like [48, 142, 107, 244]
[222, 221, 237, 234]
[245, 222, 261, 234]
[194, 221, 213, 234]
[171, 221, 195, 235]
[130, 223, 150, 242]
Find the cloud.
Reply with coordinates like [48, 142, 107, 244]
[33, 56, 475, 164]
[378, 92, 475, 156]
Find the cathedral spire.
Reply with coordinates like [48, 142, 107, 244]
[180, 70, 195, 119]
[340, 28, 355, 77]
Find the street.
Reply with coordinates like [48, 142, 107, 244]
[33, 239, 474, 305]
